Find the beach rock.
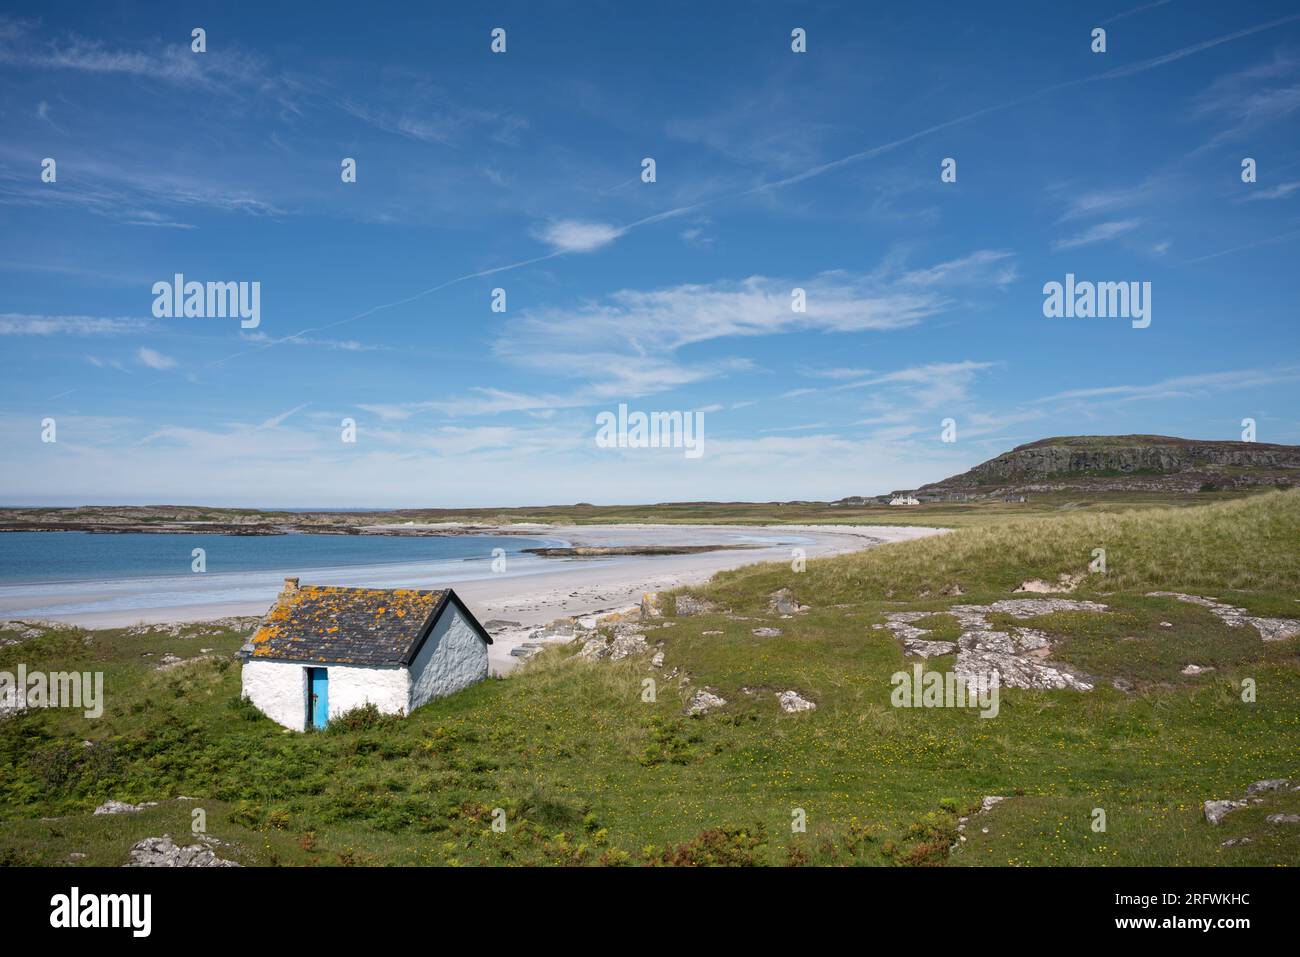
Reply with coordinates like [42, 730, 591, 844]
[1266, 814, 1300, 824]
[776, 690, 816, 713]
[94, 800, 159, 815]
[769, 588, 808, 615]
[751, 627, 782, 638]
[608, 633, 648, 661]
[126, 835, 240, 867]
[640, 593, 663, 618]
[1203, 799, 1247, 825]
[675, 595, 717, 617]
[684, 689, 726, 716]
[483, 619, 523, 631]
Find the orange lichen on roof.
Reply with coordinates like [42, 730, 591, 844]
[248, 584, 448, 664]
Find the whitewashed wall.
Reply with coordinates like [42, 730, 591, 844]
[408, 604, 489, 711]
[241, 659, 409, 731]
[241, 601, 489, 731]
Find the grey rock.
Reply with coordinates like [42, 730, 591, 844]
[94, 800, 158, 815]
[776, 690, 816, 713]
[684, 689, 726, 716]
[1246, 778, 1291, 795]
[769, 588, 809, 616]
[126, 834, 240, 867]
[1266, 814, 1300, 824]
[1203, 799, 1247, 825]
[1147, 592, 1300, 642]
[675, 595, 717, 617]
[751, 627, 783, 638]
[902, 638, 956, 659]
[1181, 664, 1215, 676]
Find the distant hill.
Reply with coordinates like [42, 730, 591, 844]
[918, 435, 1300, 496]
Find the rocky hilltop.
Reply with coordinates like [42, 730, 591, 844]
[920, 435, 1300, 495]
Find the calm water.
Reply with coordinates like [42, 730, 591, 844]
[0, 531, 561, 585]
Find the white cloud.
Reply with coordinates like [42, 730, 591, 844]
[136, 347, 177, 370]
[534, 218, 625, 253]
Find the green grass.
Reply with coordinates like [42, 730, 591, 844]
[1, 491, 1297, 866]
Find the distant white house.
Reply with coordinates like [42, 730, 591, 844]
[889, 495, 920, 506]
[240, 578, 492, 731]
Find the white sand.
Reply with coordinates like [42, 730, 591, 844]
[0, 523, 947, 674]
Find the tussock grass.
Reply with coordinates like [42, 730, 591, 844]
[706, 489, 1300, 607]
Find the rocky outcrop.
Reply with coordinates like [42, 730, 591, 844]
[878, 599, 1104, 691]
[1147, 592, 1300, 642]
[126, 835, 240, 867]
[94, 800, 159, 815]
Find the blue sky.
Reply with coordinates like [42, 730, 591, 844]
[1, 1, 1298, 507]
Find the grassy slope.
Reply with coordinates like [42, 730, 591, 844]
[1, 491, 1296, 866]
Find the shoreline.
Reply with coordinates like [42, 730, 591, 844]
[0, 522, 948, 675]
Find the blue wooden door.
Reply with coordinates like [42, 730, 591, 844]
[308, 668, 329, 729]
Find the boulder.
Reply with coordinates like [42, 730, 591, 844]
[675, 595, 717, 617]
[684, 689, 726, 716]
[776, 690, 816, 713]
[1203, 799, 1246, 825]
[769, 588, 808, 615]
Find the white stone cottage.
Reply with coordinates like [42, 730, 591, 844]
[240, 578, 492, 731]
[889, 495, 920, 506]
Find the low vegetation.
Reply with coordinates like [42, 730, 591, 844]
[1, 491, 1296, 865]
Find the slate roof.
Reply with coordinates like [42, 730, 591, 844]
[248, 584, 491, 666]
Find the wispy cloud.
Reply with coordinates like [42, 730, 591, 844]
[1040, 366, 1300, 405]
[136, 347, 177, 370]
[0, 313, 154, 336]
[1242, 181, 1300, 202]
[1052, 219, 1142, 251]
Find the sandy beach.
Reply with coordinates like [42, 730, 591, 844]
[0, 522, 946, 674]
